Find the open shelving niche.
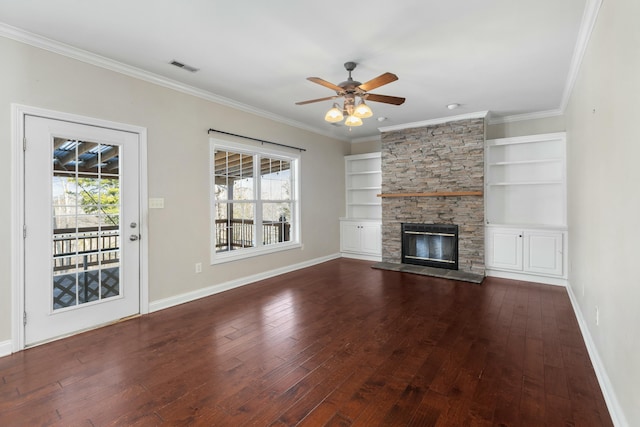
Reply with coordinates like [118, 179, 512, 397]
[485, 132, 566, 228]
[344, 152, 382, 220]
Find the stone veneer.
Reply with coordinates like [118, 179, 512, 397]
[381, 117, 485, 276]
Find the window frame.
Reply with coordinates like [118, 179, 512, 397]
[210, 138, 301, 264]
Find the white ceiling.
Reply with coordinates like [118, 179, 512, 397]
[0, 0, 588, 141]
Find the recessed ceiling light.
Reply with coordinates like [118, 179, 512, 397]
[377, 117, 388, 122]
[447, 103, 460, 110]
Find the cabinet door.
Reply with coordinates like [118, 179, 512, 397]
[487, 228, 523, 271]
[524, 231, 563, 276]
[360, 223, 382, 255]
[340, 222, 361, 253]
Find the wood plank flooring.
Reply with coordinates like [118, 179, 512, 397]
[0, 258, 613, 426]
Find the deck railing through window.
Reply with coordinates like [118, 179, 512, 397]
[52, 226, 121, 309]
[215, 219, 290, 251]
[53, 225, 120, 271]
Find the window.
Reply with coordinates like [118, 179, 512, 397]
[211, 140, 300, 263]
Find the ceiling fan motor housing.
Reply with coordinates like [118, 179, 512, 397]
[339, 62, 362, 92]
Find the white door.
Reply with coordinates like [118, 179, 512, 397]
[24, 115, 140, 346]
[487, 228, 523, 271]
[524, 231, 564, 276]
[340, 221, 361, 253]
[360, 223, 382, 255]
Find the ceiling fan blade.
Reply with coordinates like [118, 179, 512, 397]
[358, 72, 398, 92]
[366, 93, 406, 105]
[295, 95, 340, 105]
[307, 77, 344, 93]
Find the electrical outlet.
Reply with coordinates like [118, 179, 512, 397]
[195, 262, 202, 273]
[596, 306, 599, 326]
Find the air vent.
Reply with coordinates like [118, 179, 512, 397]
[170, 60, 199, 73]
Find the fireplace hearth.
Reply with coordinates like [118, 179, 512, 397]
[401, 223, 458, 270]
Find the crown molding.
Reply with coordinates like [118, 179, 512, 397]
[378, 111, 489, 133]
[0, 22, 350, 142]
[560, 0, 603, 111]
[486, 0, 602, 127]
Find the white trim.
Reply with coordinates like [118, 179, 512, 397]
[0, 23, 347, 143]
[560, 0, 604, 112]
[566, 283, 629, 427]
[341, 253, 382, 262]
[0, 340, 12, 358]
[11, 104, 26, 352]
[487, 109, 564, 125]
[11, 104, 149, 352]
[378, 111, 489, 133]
[485, 269, 567, 287]
[150, 253, 341, 312]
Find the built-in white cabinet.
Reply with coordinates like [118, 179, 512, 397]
[340, 220, 382, 259]
[341, 153, 382, 260]
[486, 227, 565, 280]
[485, 133, 568, 285]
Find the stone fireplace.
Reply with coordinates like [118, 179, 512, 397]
[379, 117, 486, 278]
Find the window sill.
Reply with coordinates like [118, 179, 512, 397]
[211, 241, 302, 265]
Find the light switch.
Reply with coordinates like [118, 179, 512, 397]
[149, 198, 165, 209]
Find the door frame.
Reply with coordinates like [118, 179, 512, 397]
[11, 104, 149, 352]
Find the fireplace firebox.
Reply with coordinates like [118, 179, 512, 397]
[401, 223, 459, 270]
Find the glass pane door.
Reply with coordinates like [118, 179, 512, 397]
[52, 138, 121, 310]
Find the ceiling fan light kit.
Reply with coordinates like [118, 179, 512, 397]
[296, 61, 405, 127]
[354, 100, 373, 118]
[344, 115, 363, 127]
[324, 104, 344, 122]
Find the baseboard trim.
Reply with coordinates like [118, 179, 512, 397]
[340, 253, 382, 262]
[566, 283, 628, 427]
[485, 269, 567, 287]
[0, 340, 12, 358]
[149, 253, 341, 313]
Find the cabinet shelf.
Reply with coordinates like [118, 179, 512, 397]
[487, 180, 563, 186]
[488, 158, 563, 166]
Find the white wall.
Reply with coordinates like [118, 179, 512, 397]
[350, 137, 381, 155]
[564, 0, 640, 425]
[486, 115, 566, 139]
[0, 37, 349, 343]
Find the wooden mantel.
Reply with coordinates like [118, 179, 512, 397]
[377, 191, 483, 198]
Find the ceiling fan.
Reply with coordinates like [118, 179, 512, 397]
[296, 62, 405, 127]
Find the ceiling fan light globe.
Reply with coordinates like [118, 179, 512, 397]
[353, 101, 373, 118]
[324, 107, 344, 123]
[344, 115, 363, 126]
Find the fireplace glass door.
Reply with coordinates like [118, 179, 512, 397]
[401, 223, 458, 270]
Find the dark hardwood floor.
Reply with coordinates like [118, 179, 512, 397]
[0, 258, 612, 426]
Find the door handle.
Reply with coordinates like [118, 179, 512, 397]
[129, 234, 140, 241]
